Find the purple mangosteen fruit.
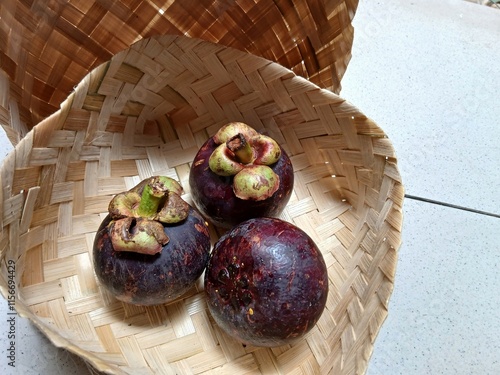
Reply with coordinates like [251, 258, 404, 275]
[189, 122, 294, 228]
[204, 217, 329, 347]
[93, 176, 211, 306]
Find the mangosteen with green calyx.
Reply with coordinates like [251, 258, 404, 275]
[189, 122, 294, 228]
[93, 176, 211, 306]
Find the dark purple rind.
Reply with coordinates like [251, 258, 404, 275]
[93, 207, 211, 306]
[204, 217, 328, 347]
[189, 137, 294, 229]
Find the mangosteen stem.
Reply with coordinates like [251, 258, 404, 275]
[135, 177, 188, 224]
[227, 133, 254, 164]
[136, 180, 165, 219]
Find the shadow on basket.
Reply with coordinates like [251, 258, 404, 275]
[0, 34, 403, 374]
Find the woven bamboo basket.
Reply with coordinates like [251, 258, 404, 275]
[0, 0, 358, 144]
[0, 2, 404, 375]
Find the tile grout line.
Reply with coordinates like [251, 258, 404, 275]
[404, 194, 500, 219]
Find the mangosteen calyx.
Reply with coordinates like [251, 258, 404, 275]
[107, 176, 189, 255]
[108, 217, 168, 255]
[208, 122, 281, 201]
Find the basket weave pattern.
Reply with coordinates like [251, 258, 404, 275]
[0, 0, 358, 143]
[0, 34, 403, 374]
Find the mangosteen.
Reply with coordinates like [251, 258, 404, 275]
[93, 176, 211, 306]
[204, 217, 328, 347]
[189, 122, 294, 228]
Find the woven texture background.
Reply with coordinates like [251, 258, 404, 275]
[0, 0, 358, 144]
[0, 34, 403, 374]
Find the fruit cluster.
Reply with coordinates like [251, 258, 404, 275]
[93, 122, 328, 347]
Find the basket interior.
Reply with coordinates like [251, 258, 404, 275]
[0, 35, 403, 375]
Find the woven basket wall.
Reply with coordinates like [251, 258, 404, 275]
[0, 33, 404, 374]
[0, 0, 358, 144]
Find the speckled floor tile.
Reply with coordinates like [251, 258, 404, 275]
[1, 318, 93, 375]
[366, 198, 500, 375]
[0, 128, 14, 160]
[341, 0, 500, 215]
